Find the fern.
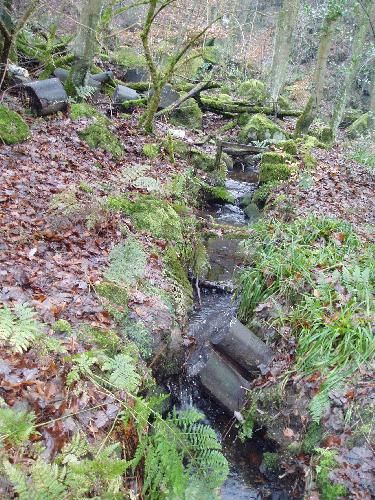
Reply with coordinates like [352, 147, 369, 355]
[3, 462, 29, 499]
[30, 460, 67, 499]
[120, 164, 150, 185]
[0, 304, 40, 353]
[143, 408, 228, 498]
[0, 407, 36, 445]
[102, 353, 141, 393]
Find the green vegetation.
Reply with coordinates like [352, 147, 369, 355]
[315, 449, 347, 500]
[78, 123, 124, 159]
[302, 422, 324, 453]
[52, 319, 72, 334]
[238, 216, 374, 420]
[259, 152, 295, 183]
[202, 184, 235, 204]
[347, 112, 369, 138]
[0, 304, 41, 353]
[104, 238, 147, 286]
[252, 181, 280, 206]
[107, 195, 184, 241]
[262, 452, 280, 472]
[70, 102, 110, 124]
[238, 79, 268, 103]
[239, 113, 287, 143]
[0, 105, 29, 145]
[142, 143, 160, 159]
[170, 97, 203, 129]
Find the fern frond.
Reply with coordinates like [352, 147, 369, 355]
[0, 408, 36, 445]
[3, 461, 29, 499]
[31, 460, 67, 499]
[102, 353, 141, 393]
[133, 176, 163, 193]
[0, 305, 40, 353]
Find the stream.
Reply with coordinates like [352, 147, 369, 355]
[173, 161, 291, 498]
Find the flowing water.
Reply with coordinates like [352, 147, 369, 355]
[173, 162, 291, 498]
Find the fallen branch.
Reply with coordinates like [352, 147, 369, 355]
[155, 80, 211, 117]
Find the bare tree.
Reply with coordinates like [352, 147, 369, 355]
[330, 0, 375, 140]
[295, 2, 343, 136]
[269, 0, 300, 103]
[139, 0, 219, 133]
[0, 0, 40, 88]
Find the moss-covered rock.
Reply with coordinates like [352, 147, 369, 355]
[170, 97, 203, 129]
[78, 123, 124, 159]
[277, 139, 297, 155]
[252, 181, 280, 206]
[309, 119, 333, 144]
[111, 47, 146, 69]
[259, 151, 295, 183]
[0, 105, 29, 145]
[347, 112, 369, 138]
[95, 281, 128, 307]
[297, 135, 322, 169]
[70, 103, 110, 125]
[202, 184, 235, 204]
[107, 195, 183, 241]
[238, 79, 268, 103]
[143, 143, 160, 159]
[239, 114, 287, 144]
[340, 108, 363, 128]
[277, 95, 292, 110]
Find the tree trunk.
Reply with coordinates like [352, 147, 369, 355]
[140, 85, 162, 134]
[369, 57, 375, 128]
[269, 0, 300, 102]
[295, 13, 340, 136]
[330, 0, 375, 140]
[68, 0, 103, 90]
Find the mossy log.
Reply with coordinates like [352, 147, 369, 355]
[200, 96, 302, 117]
[211, 318, 274, 373]
[24, 78, 68, 116]
[192, 347, 251, 413]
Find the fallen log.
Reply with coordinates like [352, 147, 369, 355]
[200, 96, 302, 118]
[211, 318, 273, 373]
[214, 140, 267, 169]
[190, 347, 251, 413]
[24, 78, 68, 116]
[54, 68, 113, 88]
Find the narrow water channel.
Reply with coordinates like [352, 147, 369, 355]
[177, 162, 292, 498]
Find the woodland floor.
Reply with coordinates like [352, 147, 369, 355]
[0, 101, 374, 498]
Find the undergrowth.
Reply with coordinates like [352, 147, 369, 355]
[237, 216, 374, 420]
[0, 304, 228, 498]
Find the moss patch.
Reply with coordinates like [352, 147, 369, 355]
[252, 181, 280, 206]
[107, 195, 184, 242]
[238, 79, 268, 103]
[239, 114, 287, 144]
[70, 103, 110, 124]
[143, 143, 160, 159]
[316, 449, 347, 500]
[347, 112, 369, 138]
[0, 105, 29, 145]
[202, 184, 235, 204]
[79, 123, 124, 159]
[277, 139, 297, 155]
[96, 281, 129, 307]
[259, 152, 295, 183]
[262, 452, 280, 472]
[170, 97, 203, 129]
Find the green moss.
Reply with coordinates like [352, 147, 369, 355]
[277, 139, 297, 155]
[252, 181, 280, 207]
[52, 319, 72, 334]
[310, 119, 333, 144]
[239, 114, 287, 144]
[277, 95, 292, 109]
[123, 320, 153, 360]
[70, 103, 110, 124]
[108, 195, 183, 242]
[78, 181, 94, 193]
[104, 238, 147, 286]
[143, 143, 160, 159]
[202, 185, 235, 204]
[111, 47, 146, 69]
[78, 123, 124, 159]
[316, 449, 347, 500]
[164, 247, 193, 302]
[164, 138, 226, 173]
[96, 281, 128, 307]
[259, 152, 295, 183]
[298, 135, 321, 169]
[0, 105, 29, 145]
[170, 97, 203, 129]
[81, 325, 121, 354]
[302, 422, 324, 454]
[238, 79, 268, 103]
[262, 452, 280, 472]
[347, 112, 369, 138]
[259, 162, 292, 183]
[203, 46, 220, 64]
